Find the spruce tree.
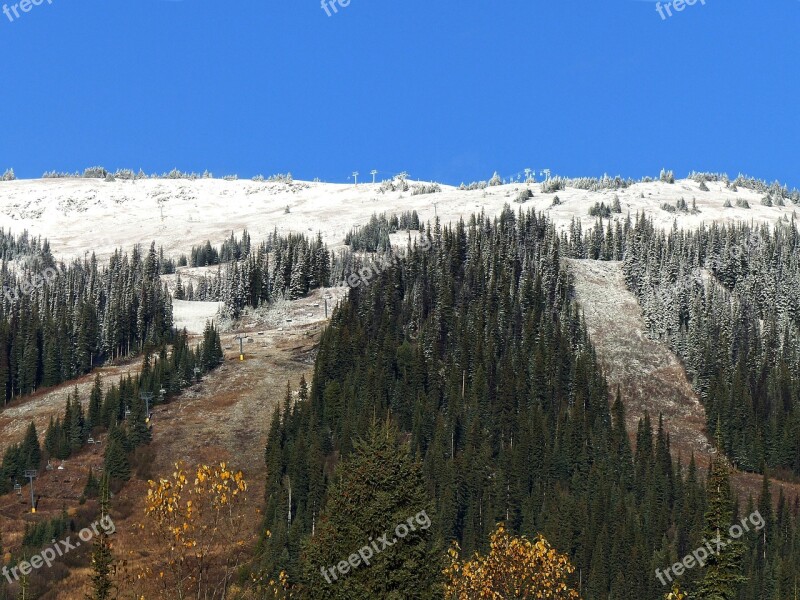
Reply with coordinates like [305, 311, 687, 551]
[83, 469, 100, 499]
[68, 389, 85, 452]
[86, 474, 114, 600]
[697, 433, 746, 599]
[301, 421, 441, 599]
[20, 422, 41, 470]
[88, 374, 103, 430]
[103, 426, 130, 482]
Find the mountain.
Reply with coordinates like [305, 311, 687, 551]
[1, 170, 799, 599]
[0, 173, 794, 263]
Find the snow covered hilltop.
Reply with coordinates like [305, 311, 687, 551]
[0, 170, 796, 261]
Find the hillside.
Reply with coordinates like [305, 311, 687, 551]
[0, 172, 798, 598]
[0, 176, 794, 263]
[568, 258, 800, 504]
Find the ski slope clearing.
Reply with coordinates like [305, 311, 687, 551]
[172, 299, 224, 334]
[568, 258, 800, 504]
[0, 358, 142, 458]
[567, 259, 709, 459]
[0, 317, 323, 598]
[0, 177, 793, 262]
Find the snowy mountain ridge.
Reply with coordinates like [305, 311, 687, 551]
[0, 175, 795, 262]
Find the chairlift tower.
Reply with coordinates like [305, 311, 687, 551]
[370, 170, 378, 184]
[140, 392, 154, 422]
[352, 171, 359, 186]
[24, 469, 37, 513]
[234, 335, 253, 361]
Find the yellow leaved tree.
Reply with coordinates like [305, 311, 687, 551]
[666, 584, 686, 599]
[444, 523, 581, 600]
[135, 462, 249, 600]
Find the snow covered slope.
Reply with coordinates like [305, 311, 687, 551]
[0, 176, 794, 262]
[172, 299, 225, 333]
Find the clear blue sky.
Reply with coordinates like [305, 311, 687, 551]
[1, 0, 798, 185]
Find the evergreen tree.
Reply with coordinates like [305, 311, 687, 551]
[20, 422, 41, 471]
[174, 272, 185, 300]
[88, 374, 103, 431]
[301, 421, 441, 599]
[83, 469, 100, 499]
[86, 474, 114, 600]
[697, 433, 746, 599]
[103, 426, 130, 482]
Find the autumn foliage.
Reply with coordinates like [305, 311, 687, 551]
[666, 584, 686, 599]
[133, 462, 249, 599]
[443, 524, 581, 600]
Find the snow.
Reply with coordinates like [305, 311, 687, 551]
[172, 299, 224, 334]
[0, 177, 793, 263]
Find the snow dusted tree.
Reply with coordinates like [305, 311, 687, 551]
[288, 251, 308, 300]
[174, 273, 185, 300]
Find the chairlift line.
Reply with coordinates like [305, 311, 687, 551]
[24, 470, 37, 513]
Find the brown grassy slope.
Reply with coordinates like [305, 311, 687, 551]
[0, 289, 332, 599]
[567, 258, 800, 504]
[0, 357, 143, 458]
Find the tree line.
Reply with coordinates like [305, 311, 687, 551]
[0, 239, 174, 406]
[256, 206, 799, 598]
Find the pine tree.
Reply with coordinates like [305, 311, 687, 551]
[83, 469, 100, 499]
[68, 389, 85, 452]
[20, 422, 41, 470]
[200, 322, 223, 369]
[697, 430, 746, 599]
[174, 272, 185, 300]
[86, 474, 114, 600]
[103, 426, 130, 482]
[301, 421, 441, 599]
[88, 374, 103, 431]
[288, 254, 307, 300]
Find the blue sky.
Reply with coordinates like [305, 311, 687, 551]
[0, 0, 798, 185]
